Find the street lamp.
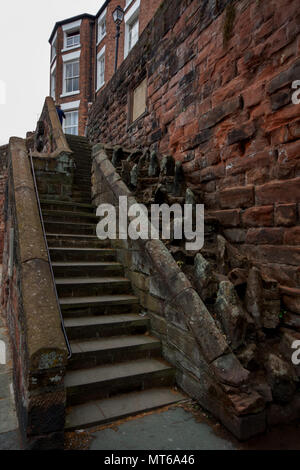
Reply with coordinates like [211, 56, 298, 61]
[112, 5, 124, 73]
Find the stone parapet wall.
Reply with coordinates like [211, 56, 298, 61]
[0, 138, 68, 449]
[88, 0, 300, 288]
[0, 145, 8, 263]
[32, 96, 72, 157]
[91, 143, 274, 440]
[28, 97, 75, 201]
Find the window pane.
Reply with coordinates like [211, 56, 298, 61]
[98, 18, 106, 40]
[129, 18, 139, 51]
[66, 31, 80, 48]
[64, 61, 80, 93]
[66, 63, 72, 78]
[97, 54, 105, 88]
[73, 77, 79, 91]
[64, 111, 78, 135]
[73, 61, 79, 77]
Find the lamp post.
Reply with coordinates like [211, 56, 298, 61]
[112, 5, 124, 73]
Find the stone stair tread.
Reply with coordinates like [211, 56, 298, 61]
[46, 233, 99, 239]
[53, 261, 121, 267]
[50, 247, 114, 252]
[56, 276, 129, 285]
[65, 313, 146, 328]
[43, 210, 98, 219]
[60, 294, 139, 305]
[41, 200, 94, 209]
[65, 358, 173, 388]
[65, 387, 186, 431]
[70, 334, 158, 353]
[45, 221, 95, 227]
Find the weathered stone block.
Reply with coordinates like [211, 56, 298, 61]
[265, 353, 297, 404]
[274, 204, 297, 227]
[219, 185, 254, 209]
[198, 96, 242, 130]
[214, 281, 246, 350]
[242, 206, 274, 227]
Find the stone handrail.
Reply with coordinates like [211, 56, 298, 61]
[1, 137, 68, 449]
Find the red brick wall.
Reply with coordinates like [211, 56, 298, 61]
[51, 0, 163, 136]
[53, 18, 95, 135]
[95, 0, 163, 94]
[139, 0, 162, 33]
[97, 0, 126, 87]
[88, 0, 300, 288]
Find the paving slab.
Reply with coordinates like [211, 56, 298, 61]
[66, 388, 185, 431]
[88, 407, 236, 451]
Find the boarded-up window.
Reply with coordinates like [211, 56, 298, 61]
[131, 79, 147, 124]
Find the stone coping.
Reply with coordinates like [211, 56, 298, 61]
[92, 144, 231, 366]
[10, 137, 68, 372]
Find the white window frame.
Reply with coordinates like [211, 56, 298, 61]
[96, 46, 106, 92]
[66, 31, 80, 49]
[124, 0, 140, 58]
[125, 0, 134, 10]
[50, 65, 56, 100]
[62, 19, 82, 52]
[61, 101, 80, 135]
[61, 51, 81, 98]
[63, 109, 79, 136]
[97, 9, 107, 44]
[51, 32, 57, 63]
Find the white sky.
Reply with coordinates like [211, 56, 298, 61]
[0, 0, 105, 145]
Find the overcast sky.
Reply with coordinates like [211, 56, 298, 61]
[0, 0, 105, 145]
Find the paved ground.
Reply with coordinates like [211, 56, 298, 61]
[64, 401, 300, 451]
[88, 406, 236, 450]
[0, 266, 21, 450]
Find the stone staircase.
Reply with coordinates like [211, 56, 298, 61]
[40, 134, 185, 431]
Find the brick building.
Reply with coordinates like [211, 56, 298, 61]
[49, 0, 162, 136]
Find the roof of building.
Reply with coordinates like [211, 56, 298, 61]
[48, 0, 111, 44]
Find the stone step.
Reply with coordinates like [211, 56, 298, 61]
[68, 334, 161, 369]
[66, 358, 176, 406]
[44, 221, 96, 235]
[60, 295, 140, 317]
[72, 188, 91, 196]
[65, 314, 150, 341]
[52, 261, 124, 278]
[49, 247, 116, 263]
[46, 233, 108, 248]
[74, 170, 91, 176]
[41, 200, 94, 214]
[56, 276, 131, 297]
[71, 197, 92, 204]
[73, 161, 92, 169]
[42, 210, 98, 224]
[73, 178, 91, 185]
[65, 387, 185, 431]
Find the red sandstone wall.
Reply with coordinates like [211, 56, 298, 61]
[88, 0, 300, 288]
[0, 145, 8, 263]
